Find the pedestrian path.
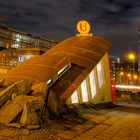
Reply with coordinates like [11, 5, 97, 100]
[115, 101, 140, 108]
[0, 104, 139, 140]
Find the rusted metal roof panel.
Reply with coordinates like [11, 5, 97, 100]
[3, 35, 111, 85]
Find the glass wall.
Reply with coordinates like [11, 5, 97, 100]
[97, 61, 104, 88]
[81, 79, 88, 102]
[89, 70, 97, 99]
[71, 90, 79, 103]
[70, 60, 105, 104]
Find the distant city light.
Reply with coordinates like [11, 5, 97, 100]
[16, 38, 20, 42]
[117, 57, 120, 63]
[128, 53, 135, 60]
[133, 75, 138, 79]
[127, 73, 131, 77]
[120, 72, 124, 76]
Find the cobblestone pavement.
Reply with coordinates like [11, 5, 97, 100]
[0, 105, 140, 140]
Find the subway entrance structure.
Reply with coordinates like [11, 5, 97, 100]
[2, 20, 113, 105]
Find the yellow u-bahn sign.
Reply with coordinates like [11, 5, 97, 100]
[76, 20, 92, 36]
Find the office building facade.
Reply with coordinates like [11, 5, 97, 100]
[0, 26, 56, 76]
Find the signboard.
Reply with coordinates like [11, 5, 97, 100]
[76, 20, 92, 36]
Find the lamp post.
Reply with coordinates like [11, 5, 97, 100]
[128, 53, 135, 84]
[133, 74, 138, 85]
[120, 71, 124, 84]
[127, 73, 131, 84]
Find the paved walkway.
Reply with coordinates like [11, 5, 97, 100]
[0, 104, 140, 140]
[116, 101, 140, 109]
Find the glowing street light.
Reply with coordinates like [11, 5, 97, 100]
[119, 71, 124, 84]
[127, 73, 131, 77]
[120, 72, 124, 76]
[128, 53, 135, 84]
[127, 73, 131, 84]
[133, 74, 138, 85]
[128, 53, 135, 72]
[129, 54, 135, 60]
[133, 75, 138, 79]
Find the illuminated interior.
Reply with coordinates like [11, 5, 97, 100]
[97, 61, 104, 88]
[70, 60, 105, 104]
[81, 79, 88, 102]
[89, 70, 97, 99]
[71, 90, 79, 103]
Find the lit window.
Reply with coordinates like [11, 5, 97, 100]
[16, 34, 21, 41]
[81, 79, 88, 102]
[97, 61, 104, 88]
[12, 43, 19, 48]
[58, 64, 69, 75]
[71, 90, 79, 103]
[16, 38, 20, 42]
[89, 70, 96, 99]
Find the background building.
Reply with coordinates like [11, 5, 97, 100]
[0, 23, 56, 76]
[138, 26, 140, 70]
[110, 56, 139, 85]
[0, 26, 56, 65]
[109, 55, 120, 80]
[115, 61, 138, 85]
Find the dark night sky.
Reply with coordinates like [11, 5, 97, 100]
[0, 0, 140, 58]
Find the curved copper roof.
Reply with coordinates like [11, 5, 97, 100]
[3, 36, 111, 88]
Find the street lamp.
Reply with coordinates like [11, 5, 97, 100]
[133, 74, 138, 84]
[133, 75, 138, 79]
[120, 71, 124, 84]
[127, 73, 131, 84]
[128, 53, 135, 77]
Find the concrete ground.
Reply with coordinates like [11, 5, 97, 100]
[0, 103, 140, 140]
